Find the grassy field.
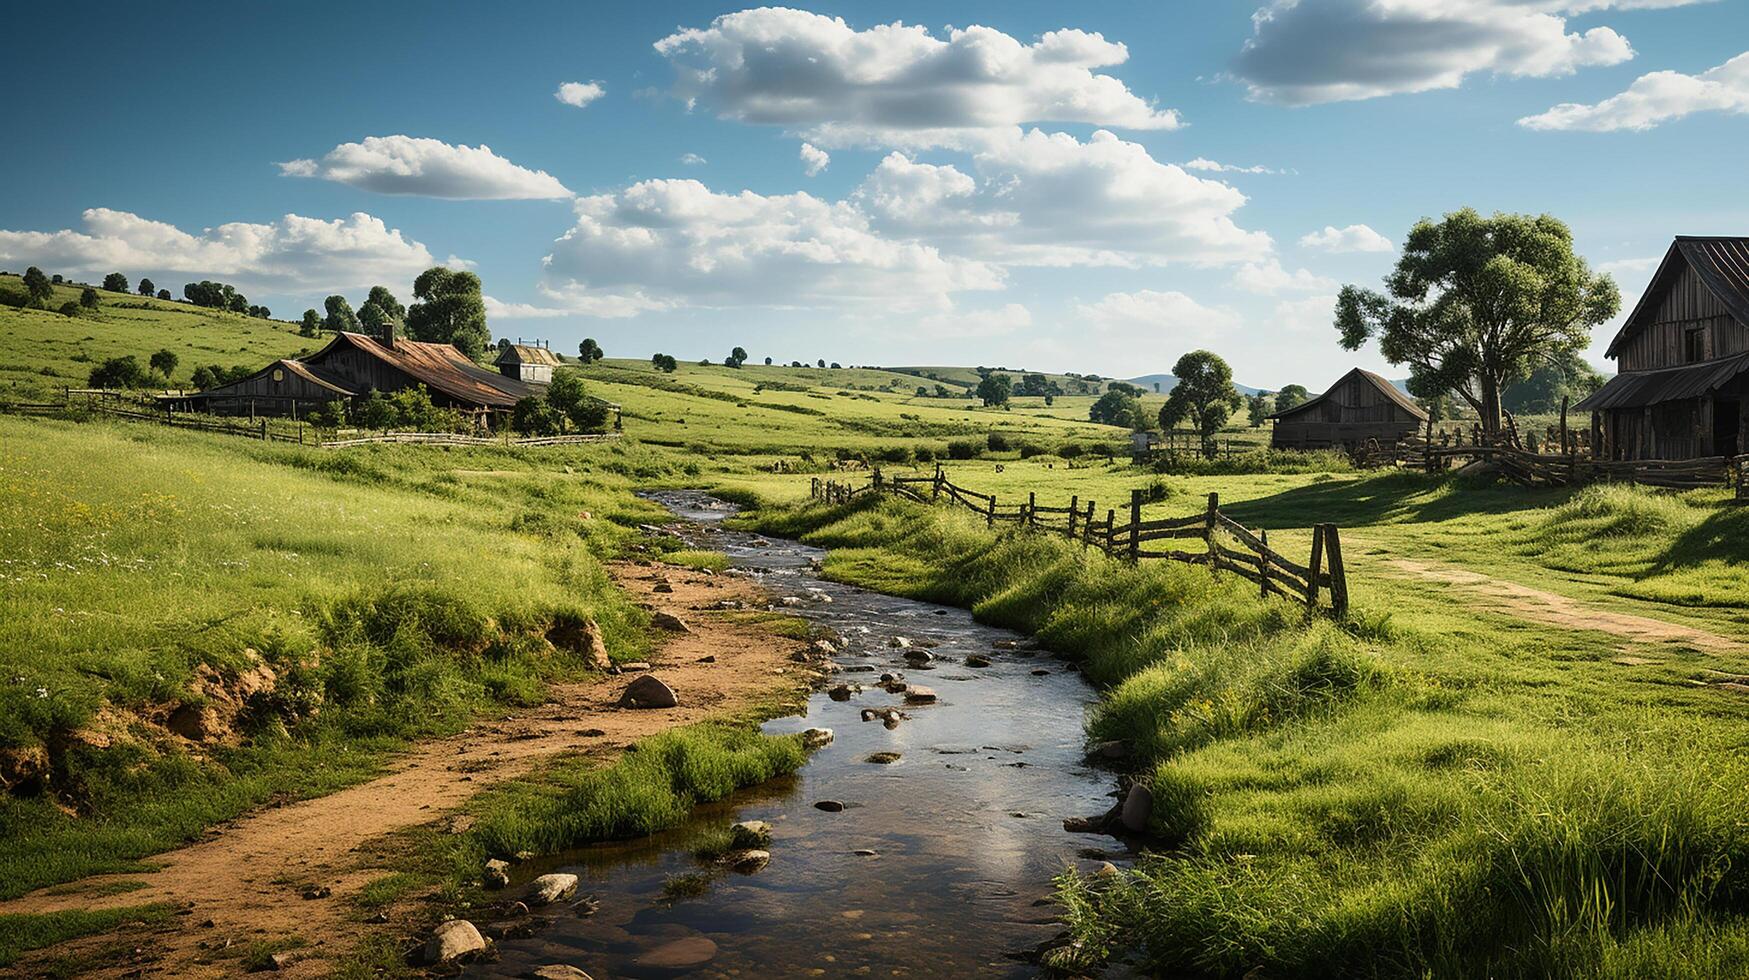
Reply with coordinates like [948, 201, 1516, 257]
[0, 274, 313, 403]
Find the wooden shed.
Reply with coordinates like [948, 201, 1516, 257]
[1268, 368, 1427, 450]
[494, 342, 562, 384]
[1575, 237, 1749, 460]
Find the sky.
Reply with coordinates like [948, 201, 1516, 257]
[2, 0, 1746, 389]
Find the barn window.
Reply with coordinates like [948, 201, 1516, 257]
[1684, 327, 1706, 363]
[272, 368, 285, 383]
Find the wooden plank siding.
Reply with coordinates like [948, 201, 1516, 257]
[1617, 264, 1745, 371]
[1270, 368, 1425, 451]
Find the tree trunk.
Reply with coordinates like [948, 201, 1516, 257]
[1479, 372, 1503, 437]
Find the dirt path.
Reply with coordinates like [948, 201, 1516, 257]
[0, 562, 811, 978]
[1382, 557, 1746, 655]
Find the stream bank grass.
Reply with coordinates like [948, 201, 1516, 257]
[0, 905, 175, 968]
[742, 493, 1749, 978]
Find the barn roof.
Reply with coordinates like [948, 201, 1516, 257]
[187, 359, 358, 400]
[311, 332, 537, 409]
[1573, 350, 1749, 412]
[1267, 367, 1427, 421]
[1604, 237, 1749, 359]
[494, 344, 563, 367]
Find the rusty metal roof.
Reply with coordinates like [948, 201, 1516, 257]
[1268, 367, 1427, 421]
[1574, 351, 1749, 412]
[494, 344, 563, 367]
[314, 333, 536, 409]
[1605, 237, 1749, 358]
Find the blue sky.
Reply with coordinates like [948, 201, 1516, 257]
[3, 0, 1746, 388]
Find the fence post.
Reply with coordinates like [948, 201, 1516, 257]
[1204, 492, 1219, 568]
[1325, 525, 1348, 617]
[1028, 491, 1037, 529]
[933, 463, 942, 502]
[1128, 488, 1142, 563]
[1307, 524, 1325, 611]
[1259, 529, 1270, 597]
[1084, 500, 1096, 546]
[1105, 508, 1116, 555]
[987, 493, 996, 527]
[259, 418, 267, 440]
[873, 467, 883, 490]
[1068, 494, 1078, 537]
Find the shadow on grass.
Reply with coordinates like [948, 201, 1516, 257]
[1220, 471, 1571, 530]
[1654, 504, 1749, 573]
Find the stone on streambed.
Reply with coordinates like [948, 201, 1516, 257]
[828, 684, 855, 701]
[812, 639, 837, 656]
[725, 848, 770, 871]
[527, 873, 579, 906]
[1121, 782, 1154, 835]
[730, 820, 772, 849]
[1090, 740, 1129, 762]
[964, 655, 992, 668]
[650, 612, 691, 633]
[865, 751, 902, 764]
[619, 675, 677, 709]
[484, 858, 511, 890]
[902, 649, 933, 664]
[902, 685, 938, 704]
[889, 636, 912, 648]
[814, 800, 845, 812]
[802, 727, 834, 748]
[635, 935, 719, 971]
[528, 966, 594, 980]
[423, 919, 488, 964]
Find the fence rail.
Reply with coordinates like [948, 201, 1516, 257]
[812, 466, 1348, 615]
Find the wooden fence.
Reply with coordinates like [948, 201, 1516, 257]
[1365, 439, 1746, 492]
[811, 466, 1348, 615]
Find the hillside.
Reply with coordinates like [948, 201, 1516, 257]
[0, 274, 312, 403]
[1126, 373, 1267, 396]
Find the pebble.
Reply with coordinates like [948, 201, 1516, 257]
[814, 800, 846, 812]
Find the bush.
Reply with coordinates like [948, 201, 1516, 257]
[987, 432, 1012, 452]
[1058, 443, 1086, 459]
[87, 356, 146, 389]
[947, 439, 982, 460]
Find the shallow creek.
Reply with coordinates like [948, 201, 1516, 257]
[478, 491, 1124, 978]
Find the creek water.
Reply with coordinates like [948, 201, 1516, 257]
[476, 491, 1124, 978]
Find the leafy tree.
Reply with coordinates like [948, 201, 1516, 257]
[975, 373, 1012, 407]
[1273, 384, 1309, 412]
[247, 305, 270, 319]
[816, 359, 826, 368]
[102, 273, 129, 293]
[651, 353, 678, 373]
[324, 295, 360, 334]
[1088, 389, 1148, 429]
[545, 372, 610, 432]
[1246, 391, 1274, 427]
[58, 301, 80, 317]
[1503, 351, 1606, 415]
[51, 274, 63, 284]
[149, 349, 178, 381]
[190, 365, 220, 389]
[1107, 381, 1145, 398]
[579, 338, 604, 363]
[383, 385, 462, 431]
[727, 346, 749, 368]
[352, 391, 395, 430]
[1158, 350, 1243, 457]
[300, 309, 322, 337]
[405, 267, 489, 357]
[88, 355, 146, 388]
[157, 289, 171, 301]
[21, 267, 53, 307]
[1336, 208, 1619, 434]
[365, 286, 405, 322]
[358, 300, 390, 333]
[1044, 394, 1055, 407]
[226, 291, 249, 314]
[764, 356, 773, 366]
[830, 362, 841, 369]
[138, 277, 155, 296]
[79, 287, 100, 310]
[511, 396, 563, 436]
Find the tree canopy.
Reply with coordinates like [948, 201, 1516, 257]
[1502, 350, 1605, 415]
[102, 273, 128, 293]
[651, 353, 678, 373]
[79, 287, 100, 310]
[1246, 392, 1273, 427]
[138, 277, 155, 296]
[21, 267, 53, 307]
[1158, 350, 1242, 457]
[149, 349, 178, 380]
[727, 346, 749, 368]
[1273, 384, 1309, 412]
[1336, 208, 1619, 433]
[324, 295, 360, 334]
[579, 338, 604, 363]
[405, 267, 489, 358]
[1088, 389, 1149, 429]
[975, 373, 1012, 407]
[300, 309, 321, 337]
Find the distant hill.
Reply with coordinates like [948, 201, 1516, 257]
[1126, 373, 1265, 397]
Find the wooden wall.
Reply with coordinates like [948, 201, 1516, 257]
[1618, 263, 1748, 370]
[1272, 420, 1421, 450]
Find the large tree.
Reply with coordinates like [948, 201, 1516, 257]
[976, 373, 1012, 408]
[324, 295, 360, 334]
[149, 349, 178, 381]
[1246, 391, 1274, 427]
[300, 309, 322, 337]
[365, 285, 405, 322]
[579, 338, 604, 363]
[138, 277, 156, 296]
[22, 267, 54, 307]
[102, 272, 129, 293]
[1273, 384, 1309, 413]
[405, 267, 489, 358]
[1158, 350, 1242, 457]
[1088, 389, 1148, 429]
[79, 287, 100, 310]
[1335, 208, 1619, 435]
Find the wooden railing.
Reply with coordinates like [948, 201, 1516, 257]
[811, 467, 1348, 615]
[1364, 439, 1746, 492]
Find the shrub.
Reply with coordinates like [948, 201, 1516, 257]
[987, 432, 1012, 452]
[947, 439, 982, 460]
[87, 356, 146, 389]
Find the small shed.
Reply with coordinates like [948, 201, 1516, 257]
[1268, 368, 1427, 450]
[1575, 236, 1749, 460]
[495, 342, 562, 384]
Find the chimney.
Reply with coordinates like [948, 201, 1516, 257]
[381, 320, 395, 348]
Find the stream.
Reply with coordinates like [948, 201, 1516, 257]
[476, 491, 1124, 978]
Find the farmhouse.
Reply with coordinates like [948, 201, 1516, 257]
[1576, 237, 1749, 460]
[169, 325, 540, 425]
[1268, 368, 1427, 451]
[494, 341, 562, 384]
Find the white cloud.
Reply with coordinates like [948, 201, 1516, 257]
[1231, 0, 1660, 105]
[679, 152, 708, 166]
[799, 142, 831, 176]
[916, 303, 1033, 338]
[1074, 289, 1242, 342]
[555, 81, 606, 109]
[1273, 293, 1339, 333]
[1299, 223, 1393, 253]
[540, 178, 1003, 314]
[654, 8, 1179, 146]
[1597, 255, 1661, 278]
[857, 130, 1272, 268]
[484, 288, 669, 320]
[1184, 157, 1282, 175]
[1518, 50, 1749, 131]
[1231, 258, 1336, 294]
[0, 208, 442, 293]
[278, 135, 570, 200]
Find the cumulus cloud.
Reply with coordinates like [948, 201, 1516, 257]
[539, 178, 1003, 314]
[856, 130, 1272, 268]
[1518, 50, 1749, 130]
[680, 152, 708, 166]
[1231, 258, 1336, 294]
[1299, 223, 1393, 253]
[278, 135, 570, 200]
[654, 8, 1178, 146]
[1598, 254, 1661, 278]
[800, 142, 830, 176]
[1231, 0, 1656, 105]
[1273, 293, 1340, 333]
[1184, 157, 1284, 175]
[0, 208, 442, 292]
[1074, 289, 1242, 341]
[555, 80, 606, 108]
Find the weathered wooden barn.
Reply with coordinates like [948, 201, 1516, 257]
[1575, 237, 1749, 460]
[1268, 368, 1427, 450]
[169, 326, 538, 423]
[494, 342, 562, 384]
